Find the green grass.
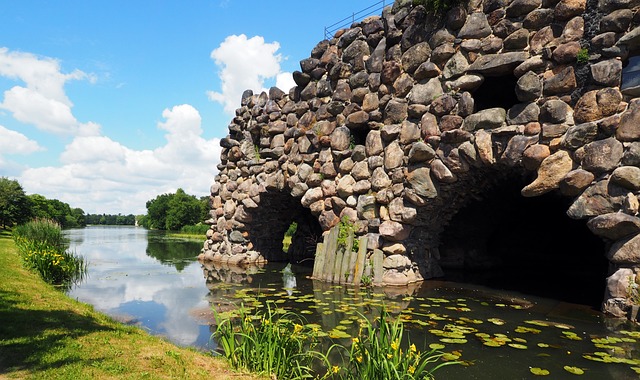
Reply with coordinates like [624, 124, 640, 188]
[0, 229, 261, 380]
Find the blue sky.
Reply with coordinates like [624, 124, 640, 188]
[0, 0, 379, 214]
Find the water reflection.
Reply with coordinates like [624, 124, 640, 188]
[66, 226, 213, 348]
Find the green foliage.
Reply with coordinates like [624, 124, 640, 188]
[337, 216, 359, 253]
[282, 222, 298, 253]
[12, 219, 86, 289]
[254, 144, 261, 160]
[576, 48, 589, 64]
[329, 309, 456, 379]
[143, 189, 209, 231]
[213, 302, 321, 379]
[26, 193, 86, 228]
[0, 177, 31, 228]
[179, 223, 210, 235]
[213, 304, 456, 380]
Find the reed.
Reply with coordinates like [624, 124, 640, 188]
[12, 218, 87, 289]
[328, 308, 457, 379]
[214, 301, 321, 379]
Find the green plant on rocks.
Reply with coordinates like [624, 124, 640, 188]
[576, 48, 589, 64]
[337, 216, 359, 253]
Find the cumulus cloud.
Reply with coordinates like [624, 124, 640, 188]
[0, 47, 100, 136]
[19, 104, 221, 214]
[207, 34, 289, 115]
[0, 124, 43, 155]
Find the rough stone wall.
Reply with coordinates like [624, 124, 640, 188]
[201, 0, 640, 317]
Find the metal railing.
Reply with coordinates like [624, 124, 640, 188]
[323, 0, 389, 40]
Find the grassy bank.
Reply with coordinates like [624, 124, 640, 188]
[0, 229, 259, 380]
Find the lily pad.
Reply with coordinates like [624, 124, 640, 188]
[488, 318, 506, 325]
[530, 367, 550, 376]
[440, 338, 467, 344]
[508, 343, 527, 349]
[429, 343, 445, 350]
[563, 366, 584, 375]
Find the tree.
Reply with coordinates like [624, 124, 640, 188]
[143, 189, 208, 231]
[0, 177, 30, 228]
[165, 189, 203, 230]
[145, 193, 172, 230]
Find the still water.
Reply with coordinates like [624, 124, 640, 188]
[67, 226, 640, 379]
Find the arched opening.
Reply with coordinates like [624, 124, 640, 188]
[246, 191, 322, 264]
[438, 175, 608, 308]
[473, 74, 519, 111]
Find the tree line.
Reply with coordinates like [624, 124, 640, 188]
[1, 177, 210, 232]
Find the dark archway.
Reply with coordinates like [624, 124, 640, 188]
[473, 74, 519, 111]
[438, 176, 608, 308]
[245, 191, 322, 264]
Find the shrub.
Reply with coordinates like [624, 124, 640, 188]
[13, 219, 86, 289]
[179, 223, 210, 235]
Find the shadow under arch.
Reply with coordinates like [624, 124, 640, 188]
[437, 172, 608, 308]
[244, 190, 322, 265]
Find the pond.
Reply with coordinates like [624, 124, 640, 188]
[67, 226, 640, 379]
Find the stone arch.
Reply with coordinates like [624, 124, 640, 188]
[437, 171, 608, 307]
[201, 0, 640, 318]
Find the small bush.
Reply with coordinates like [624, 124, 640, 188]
[13, 219, 86, 289]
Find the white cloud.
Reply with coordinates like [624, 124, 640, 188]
[276, 71, 296, 94]
[19, 104, 221, 214]
[0, 47, 100, 136]
[0, 124, 43, 155]
[207, 34, 286, 115]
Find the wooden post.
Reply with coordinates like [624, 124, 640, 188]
[372, 249, 383, 285]
[312, 241, 325, 279]
[323, 226, 338, 283]
[352, 236, 368, 285]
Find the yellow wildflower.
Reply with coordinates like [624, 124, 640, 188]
[391, 339, 399, 351]
[352, 337, 359, 344]
[409, 365, 416, 374]
[332, 365, 340, 374]
[410, 343, 417, 353]
[387, 353, 393, 359]
[294, 324, 303, 333]
[356, 355, 363, 363]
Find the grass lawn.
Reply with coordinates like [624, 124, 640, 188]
[0, 229, 260, 380]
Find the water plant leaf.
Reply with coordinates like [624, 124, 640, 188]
[508, 343, 527, 349]
[620, 331, 640, 338]
[530, 367, 550, 376]
[631, 367, 640, 374]
[429, 343, 445, 350]
[439, 338, 467, 344]
[488, 318, 505, 325]
[563, 366, 584, 375]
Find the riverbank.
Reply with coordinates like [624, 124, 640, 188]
[0, 229, 259, 380]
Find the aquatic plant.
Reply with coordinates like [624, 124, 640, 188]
[326, 308, 458, 380]
[12, 218, 86, 289]
[213, 301, 321, 379]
